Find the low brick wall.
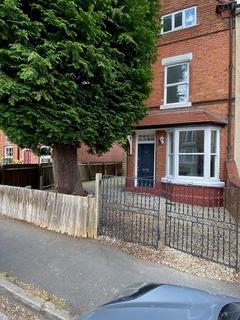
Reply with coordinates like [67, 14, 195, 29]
[162, 183, 224, 207]
[126, 178, 224, 207]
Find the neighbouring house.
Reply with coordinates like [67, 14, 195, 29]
[127, 0, 240, 202]
[0, 131, 40, 164]
[0, 130, 125, 172]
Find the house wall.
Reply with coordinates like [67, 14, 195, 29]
[77, 143, 125, 164]
[0, 131, 39, 164]
[127, 0, 234, 185]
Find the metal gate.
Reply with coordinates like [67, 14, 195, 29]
[164, 183, 240, 269]
[99, 176, 161, 248]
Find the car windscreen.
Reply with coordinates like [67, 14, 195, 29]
[218, 303, 240, 320]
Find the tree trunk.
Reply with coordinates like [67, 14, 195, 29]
[52, 144, 87, 196]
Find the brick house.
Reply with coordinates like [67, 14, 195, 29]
[127, 0, 239, 198]
[0, 130, 125, 168]
[0, 131, 40, 164]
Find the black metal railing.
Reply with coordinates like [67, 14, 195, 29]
[99, 176, 161, 248]
[100, 176, 240, 269]
[164, 183, 240, 269]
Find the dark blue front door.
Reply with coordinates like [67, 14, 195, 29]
[137, 143, 154, 187]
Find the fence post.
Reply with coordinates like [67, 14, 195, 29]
[95, 173, 102, 238]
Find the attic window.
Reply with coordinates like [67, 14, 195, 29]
[162, 7, 197, 34]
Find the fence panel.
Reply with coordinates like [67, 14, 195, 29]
[164, 184, 240, 269]
[0, 185, 97, 239]
[40, 164, 54, 189]
[1, 164, 40, 189]
[100, 176, 161, 248]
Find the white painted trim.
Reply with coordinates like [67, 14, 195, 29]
[160, 102, 192, 110]
[134, 129, 156, 135]
[163, 61, 191, 107]
[161, 177, 225, 187]
[162, 53, 193, 66]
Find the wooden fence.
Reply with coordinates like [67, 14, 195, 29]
[0, 164, 54, 190]
[0, 164, 40, 189]
[0, 162, 122, 189]
[0, 185, 98, 239]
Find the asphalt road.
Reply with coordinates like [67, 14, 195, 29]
[0, 216, 239, 315]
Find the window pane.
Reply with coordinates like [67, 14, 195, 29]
[185, 8, 196, 27]
[167, 84, 188, 104]
[211, 155, 217, 178]
[211, 130, 217, 153]
[179, 155, 204, 177]
[167, 64, 188, 84]
[169, 155, 174, 175]
[163, 15, 172, 32]
[174, 12, 183, 28]
[179, 130, 204, 153]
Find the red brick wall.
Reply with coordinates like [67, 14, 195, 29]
[0, 131, 39, 164]
[159, 0, 230, 46]
[77, 143, 125, 163]
[155, 130, 166, 178]
[147, 30, 231, 109]
[127, 132, 136, 177]
[127, 0, 235, 183]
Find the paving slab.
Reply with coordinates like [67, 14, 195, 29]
[0, 215, 239, 316]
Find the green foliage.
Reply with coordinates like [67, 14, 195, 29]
[0, 0, 160, 153]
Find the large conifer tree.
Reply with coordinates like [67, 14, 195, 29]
[0, 0, 160, 195]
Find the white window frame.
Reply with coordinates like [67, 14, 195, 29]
[161, 6, 197, 34]
[134, 130, 156, 187]
[4, 145, 13, 158]
[162, 126, 224, 187]
[161, 53, 192, 110]
[164, 62, 190, 108]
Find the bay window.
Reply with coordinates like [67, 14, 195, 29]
[165, 127, 223, 186]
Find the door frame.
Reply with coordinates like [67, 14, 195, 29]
[134, 130, 156, 187]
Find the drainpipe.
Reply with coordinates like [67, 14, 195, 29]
[235, 4, 240, 170]
[216, 1, 240, 161]
[227, 13, 234, 161]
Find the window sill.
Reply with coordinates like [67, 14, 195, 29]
[160, 102, 192, 110]
[161, 177, 225, 188]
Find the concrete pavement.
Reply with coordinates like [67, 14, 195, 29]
[0, 215, 239, 315]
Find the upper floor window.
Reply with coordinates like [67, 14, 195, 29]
[161, 53, 192, 110]
[162, 7, 197, 34]
[165, 62, 189, 105]
[4, 145, 13, 158]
